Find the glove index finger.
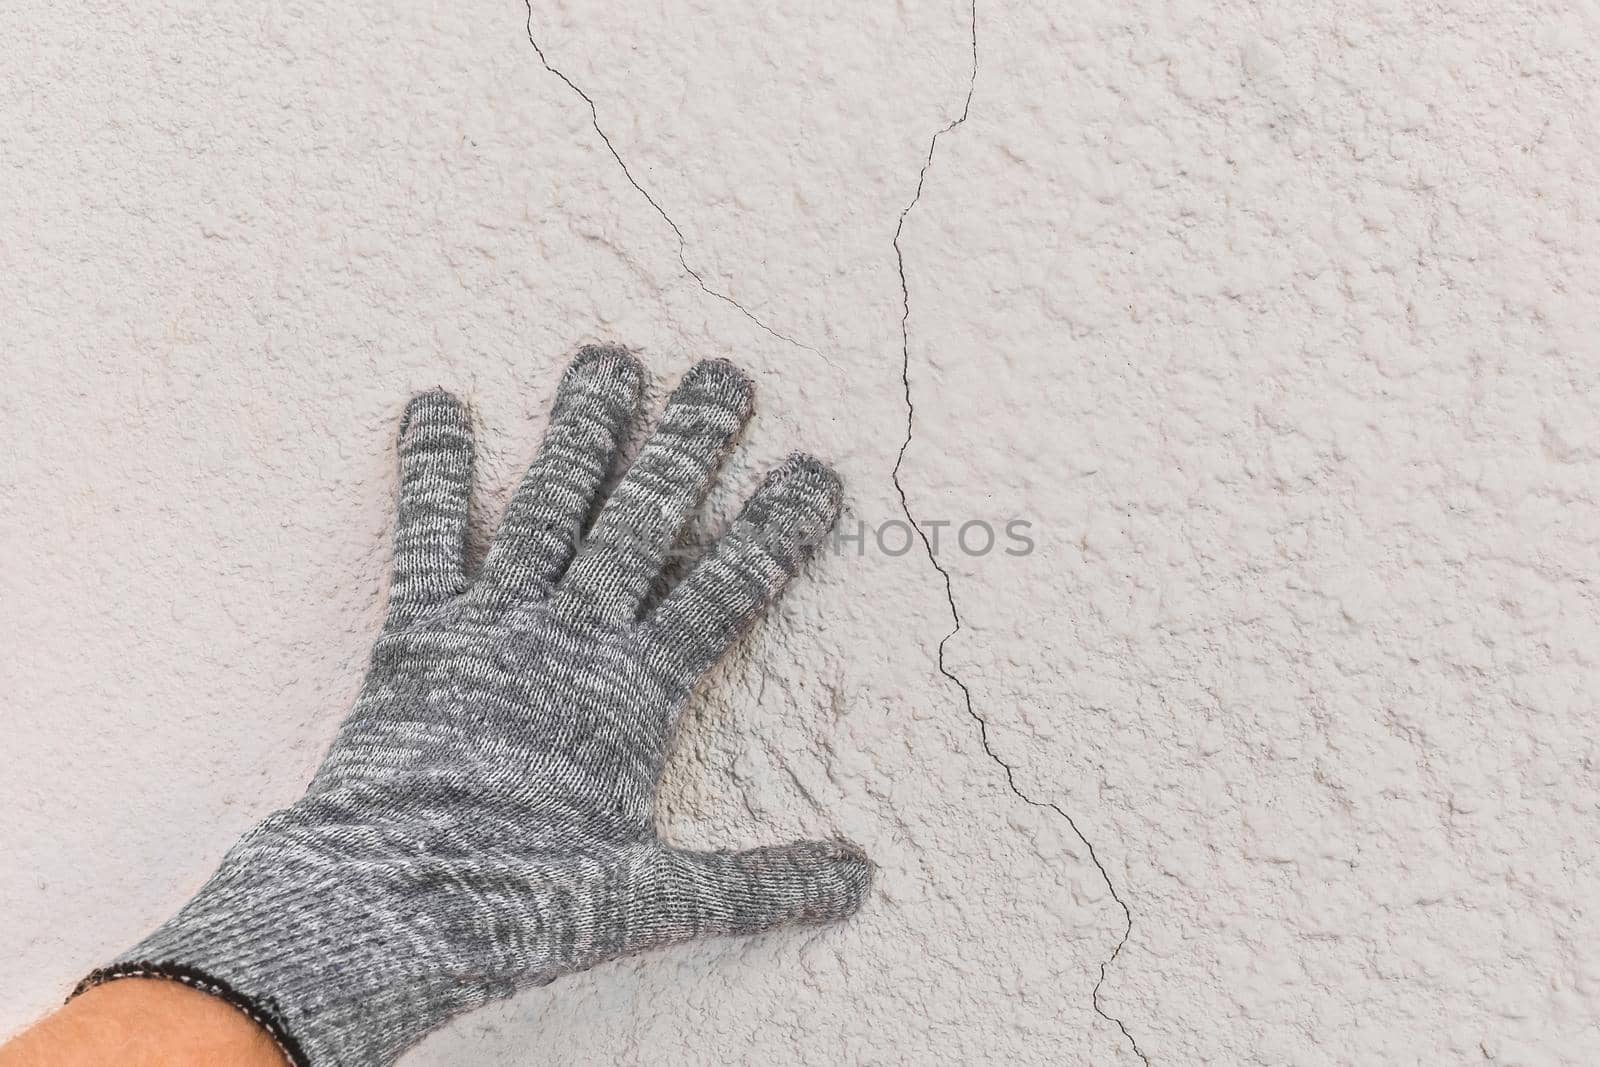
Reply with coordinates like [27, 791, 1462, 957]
[646, 453, 842, 687]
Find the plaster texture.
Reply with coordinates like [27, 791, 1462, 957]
[2, 2, 1597, 1064]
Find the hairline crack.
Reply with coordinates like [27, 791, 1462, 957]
[887, 4, 1148, 1062]
[521, 2, 836, 370]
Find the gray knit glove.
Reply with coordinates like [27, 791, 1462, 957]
[76, 347, 872, 1067]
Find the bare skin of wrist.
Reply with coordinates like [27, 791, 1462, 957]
[0, 979, 284, 1067]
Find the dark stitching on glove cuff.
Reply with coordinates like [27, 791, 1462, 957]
[72, 961, 310, 1067]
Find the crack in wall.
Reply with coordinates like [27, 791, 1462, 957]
[521, 2, 835, 369]
[887, 5, 1149, 1063]
[519, 0, 1146, 1056]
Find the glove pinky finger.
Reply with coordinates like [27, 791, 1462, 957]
[387, 389, 474, 630]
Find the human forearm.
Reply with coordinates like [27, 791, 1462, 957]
[0, 978, 284, 1067]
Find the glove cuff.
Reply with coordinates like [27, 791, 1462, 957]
[73, 848, 471, 1067]
[73, 960, 309, 1067]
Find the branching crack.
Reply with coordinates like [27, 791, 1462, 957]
[888, 5, 1148, 1063]
[521, 2, 834, 368]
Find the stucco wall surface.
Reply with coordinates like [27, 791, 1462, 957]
[3, 2, 1598, 1064]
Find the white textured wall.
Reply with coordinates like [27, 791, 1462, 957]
[3, 2, 1598, 1063]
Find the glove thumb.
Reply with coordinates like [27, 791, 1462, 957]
[634, 838, 874, 944]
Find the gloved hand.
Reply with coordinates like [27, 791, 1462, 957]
[76, 347, 872, 1067]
